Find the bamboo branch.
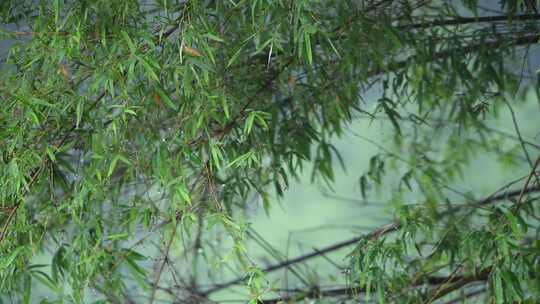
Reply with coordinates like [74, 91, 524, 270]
[201, 184, 540, 296]
[258, 269, 490, 304]
[404, 13, 540, 29]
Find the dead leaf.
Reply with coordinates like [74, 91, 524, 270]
[153, 93, 162, 107]
[58, 64, 70, 79]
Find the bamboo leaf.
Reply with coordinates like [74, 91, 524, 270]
[0, 247, 23, 270]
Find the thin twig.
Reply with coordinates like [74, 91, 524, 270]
[517, 155, 540, 205]
[258, 270, 490, 304]
[149, 223, 179, 304]
[403, 13, 540, 29]
[504, 99, 536, 171]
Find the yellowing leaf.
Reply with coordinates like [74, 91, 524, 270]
[182, 46, 203, 57]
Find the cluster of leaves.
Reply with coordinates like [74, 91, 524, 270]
[0, 0, 539, 303]
[346, 197, 540, 303]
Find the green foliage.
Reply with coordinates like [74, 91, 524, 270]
[1, 0, 539, 303]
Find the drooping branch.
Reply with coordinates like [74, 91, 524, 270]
[199, 222, 400, 296]
[199, 32, 540, 157]
[0, 90, 106, 244]
[0, 17, 184, 245]
[201, 184, 540, 296]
